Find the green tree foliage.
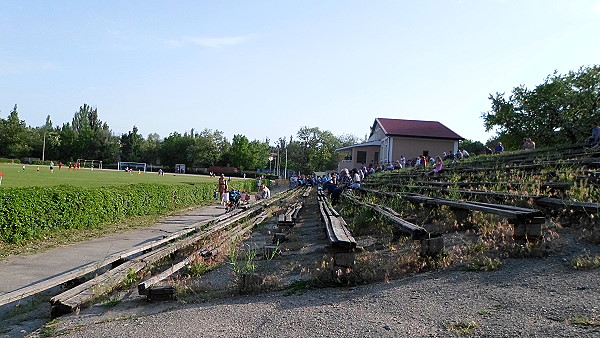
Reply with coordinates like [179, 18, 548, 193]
[459, 139, 485, 155]
[188, 129, 229, 167]
[0, 105, 33, 158]
[120, 126, 144, 162]
[140, 132, 162, 165]
[224, 135, 270, 171]
[30, 116, 61, 161]
[229, 134, 251, 170]
[0, 104, 357, 175]
[482, 65, 600, 149]
[338, 134, 361, 147]
[160, 132, 194, 168]
[57, 104, 119, 162]
[247, 139, 270, 170]
[287, 127, 344, 173]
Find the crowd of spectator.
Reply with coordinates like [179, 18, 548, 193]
[288, 134, 563, 204]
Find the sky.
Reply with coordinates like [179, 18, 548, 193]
[2, 0, 600, 145]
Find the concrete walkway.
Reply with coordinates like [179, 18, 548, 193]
[0, 184, 286, 301]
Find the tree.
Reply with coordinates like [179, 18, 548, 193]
[188, 129, 229, 167]
[246, 139, 270, 170]
[160, 132, 194, 168]
[228, 134, 251, 170]
[338, 134, 360, 148]
[482, 65, 600, 149]
[59, 104, 120, 162]
[224, 135, 270, 171]
[120, 126, 144, 162]
[140, 133, 162, 165]
[459, 139, 485, 155]
[0, 105, 33, 158]
[32, 115, 61, 161]
[288, 127, 344, 173]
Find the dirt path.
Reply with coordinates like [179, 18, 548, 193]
[48, 255, 600, 337]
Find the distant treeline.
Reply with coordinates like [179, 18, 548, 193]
[0, 104, 360, 174]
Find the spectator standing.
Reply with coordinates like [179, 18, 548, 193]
[256, 175, 262, 191]
[218, 174, 228, 206]
[495, 142, 504, 153]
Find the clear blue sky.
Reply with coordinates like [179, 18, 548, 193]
[2, 1, 599, 144]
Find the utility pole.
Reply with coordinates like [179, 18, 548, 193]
[42, 132, 46, 162]
[276, 145, 280, 177]
[284, 146, 288, 179]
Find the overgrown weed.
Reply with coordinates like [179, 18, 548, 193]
[571, 254, 600, 270]
[448, 321, 478, 336]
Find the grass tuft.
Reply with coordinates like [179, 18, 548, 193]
[570, 254, 600, 270]
[448, 321, 478, 336]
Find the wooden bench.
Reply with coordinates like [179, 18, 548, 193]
[358, 188, 544, 240]
[317, 191, 356, 252]
[403, 193, 545, 240]
[342, 193, 442, 256]
[278, 202, 303, 225]
[534, 197, 600, 214]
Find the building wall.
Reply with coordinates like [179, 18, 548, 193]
[336, 145, 381, 171]
[388, 137, 458, 162]
[368, 125, 385, 142]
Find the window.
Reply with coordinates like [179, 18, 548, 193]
[356, 151, 367, 164]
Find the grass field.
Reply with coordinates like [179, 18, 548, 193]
[0, 163, 233, 188]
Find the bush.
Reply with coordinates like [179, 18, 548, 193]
[0, 180, 254, 244]
[0, 158, 21, 164]
[32, 160, 53, 166]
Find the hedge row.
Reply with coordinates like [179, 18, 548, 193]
[0, 158, 21, 164]
[0, 180, 255, 244]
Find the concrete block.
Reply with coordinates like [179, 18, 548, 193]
[525, 222, 543, 239]
[513, 223, 525, 240]
[147, 286, 176, 301]
[273, 233, 287, 244]
[333, 252, 355, 268]
[420, 236, 444, 257]
[452, 208, 470, 226]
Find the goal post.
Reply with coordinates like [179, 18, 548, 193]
[118, 162, 147, 173]
[76, 159, 103, 170]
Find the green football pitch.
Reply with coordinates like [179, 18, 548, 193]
[0, 163, 223, 188]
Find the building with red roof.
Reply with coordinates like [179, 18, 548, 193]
[336, 118, 463, 170]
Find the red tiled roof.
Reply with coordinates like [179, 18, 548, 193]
[374, 118, 463, 140]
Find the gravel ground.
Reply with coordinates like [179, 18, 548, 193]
[52, 256, 599, 337]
